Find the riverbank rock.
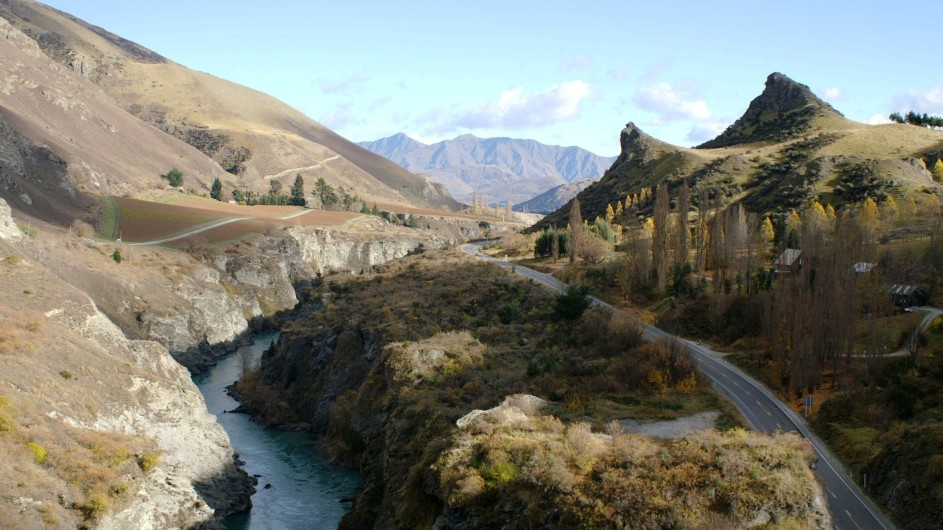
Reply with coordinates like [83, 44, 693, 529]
[0, 244, 252, 528]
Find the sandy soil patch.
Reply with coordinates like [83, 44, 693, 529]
[619, 411, 719, 439]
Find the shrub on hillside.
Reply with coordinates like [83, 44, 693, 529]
[160, 168, 183, 187]
[435, 412, 828, 529]
[554, 285, 592, 320]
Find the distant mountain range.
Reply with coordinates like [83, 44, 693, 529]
[514, 179, 596, 215]
[358, 133, 616, 207]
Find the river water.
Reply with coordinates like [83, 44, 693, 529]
[192, 332, 362, 530]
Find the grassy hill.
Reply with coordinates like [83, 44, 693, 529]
[534, 73, 943, 231]
[0, 0, 458, 219]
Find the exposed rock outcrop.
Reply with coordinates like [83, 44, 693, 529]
[0, 242, 251, 528]
[287, 216, 512, 274]
[698, 72, 843, 148]
[0, 197, 21, 240]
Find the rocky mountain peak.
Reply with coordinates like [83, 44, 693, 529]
[619, 122, 671, 163]
[756, 72, 838, 116]
[697, 72, 843, 149]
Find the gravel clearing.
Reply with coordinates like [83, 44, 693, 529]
[619, 411, 719, 439]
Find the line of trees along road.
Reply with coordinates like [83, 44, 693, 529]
[563, 178, 943, 399]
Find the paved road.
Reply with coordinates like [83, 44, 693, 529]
[462, 242, 897, 530]
[865, 306, 943, 359]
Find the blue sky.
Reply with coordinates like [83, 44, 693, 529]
[43, 1, 943, 156]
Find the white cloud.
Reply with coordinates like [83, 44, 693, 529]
[404, 131, 446, 145]
[822, 87, 843, 100]
[866, 113, 892, 125]
[314, 71, 369, 94]
[893, 86, 943, 114]
[559, 54, 593, 71]
[433, 81, 592, 132]
[686, 120, 729, 143]
[633, 82, 712, 122]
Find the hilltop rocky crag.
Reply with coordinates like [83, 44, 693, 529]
[536, 72, 943, 230]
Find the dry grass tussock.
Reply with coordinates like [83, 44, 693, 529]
[437, 409, 828, 529]
[386, 331, 486, 384]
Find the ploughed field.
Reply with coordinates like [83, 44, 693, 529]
[108, 197, 361, 245]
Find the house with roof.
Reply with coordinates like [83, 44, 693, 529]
[774, 248, 803, 274]
[853, 262, 876, 274]
[887, 284, 928, 308]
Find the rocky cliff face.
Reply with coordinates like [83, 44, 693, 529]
[286, 215, 505, 274]
[67, 304, 252, 529]
[0, 236, 251, 528]
[697, 72, 843, 148]
[0, 198, 21, 240]
[9, 213, 506, 374]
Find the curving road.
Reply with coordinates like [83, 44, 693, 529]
[462, 242, 897, 530]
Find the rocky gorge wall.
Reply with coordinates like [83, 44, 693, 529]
[163, 214, 509, 370]
[286, 215, 503, 274]
[0, 195, 515, 526]
[0, 198, 250, 528]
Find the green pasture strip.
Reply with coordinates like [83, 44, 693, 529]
[97, 196, 120, 241]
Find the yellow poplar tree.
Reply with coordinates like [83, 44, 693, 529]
[825, 204, 837, 222]
[615, 202, 624, 217]
[606, 204, 615, 223]
[934, 159, 943, 180]
[625, 194, 632, 211]
[643, 218, 655, 238]
[612, 223, 623, 244]
[758, 217, 775, 261]
[760, 216, 775, 244]
[787, 209, 802, 235]
[806, 201, 827, 233]
[907, 197, 918, 220]
[925, 193, 941, 216]
[882, 196, 899, 221]
[860, 197, 880, 237]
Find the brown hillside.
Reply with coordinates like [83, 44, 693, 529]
[533, 73, 943, 231]
[0, 16, 221, 224]
[0, 1, 458, 211]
